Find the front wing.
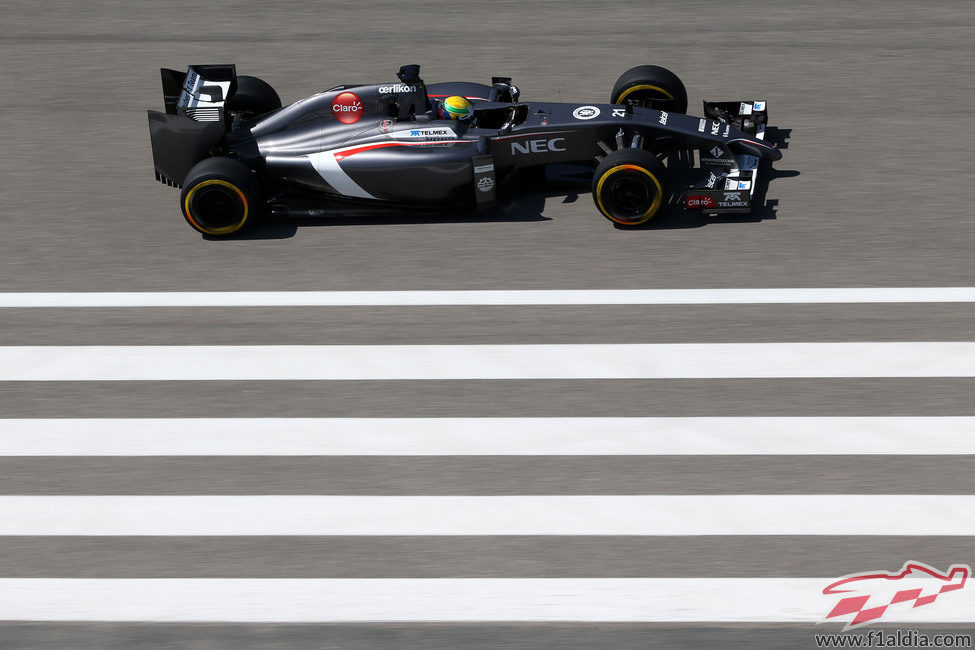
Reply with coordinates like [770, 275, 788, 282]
[683, 100, 775, 214]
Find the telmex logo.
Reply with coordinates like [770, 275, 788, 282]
[823, 561, 970, 630]
[511, 137, 567, 155]
[332, 92, 364, 124]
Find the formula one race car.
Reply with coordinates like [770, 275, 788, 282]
[148, 63, 782, 236]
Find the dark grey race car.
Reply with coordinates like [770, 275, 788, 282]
[147, 63, 782, 236]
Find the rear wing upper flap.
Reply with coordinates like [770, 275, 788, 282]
[159, 64, 237, 121]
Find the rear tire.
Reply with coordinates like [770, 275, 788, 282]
[592, 148, 669, 226]
[180, 157, 260, 237]
[226, 75, 281, 118]
[610, 65, 687, 114]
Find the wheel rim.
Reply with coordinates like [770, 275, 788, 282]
[184, 180, 249, 235]
[596, 165, 663, 225]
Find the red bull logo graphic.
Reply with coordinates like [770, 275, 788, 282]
[823, 561, 970, 630]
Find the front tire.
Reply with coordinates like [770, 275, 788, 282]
[610, 65, 688, 114]
[592, 148, 669, 226]
[180, 157, 260, 237]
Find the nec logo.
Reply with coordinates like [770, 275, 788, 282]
[511, 137, 567, 155]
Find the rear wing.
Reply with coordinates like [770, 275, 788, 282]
[149, 65, 236, 187]
[684, 100, 776, 214]
[159, 64, 237, 121]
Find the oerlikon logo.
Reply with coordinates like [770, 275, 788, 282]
[822, 561, 970, 630]
[332, 92, 364, 124]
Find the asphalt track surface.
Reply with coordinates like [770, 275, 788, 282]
[1, 0, 974, 648]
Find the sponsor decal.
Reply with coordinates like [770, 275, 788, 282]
[719, 190, 749, 207]
[611, 108, 626, 118]
[476, 176, 495, 193]
[685, 195, 716, 209]
[739, 102, 753, 115]
[698, 118, 706, 133]
[332, 92, 364, 124]
[511, 137, 567, 155]
[709, 146, 724, 158]
[704, 171, 719, 189]
[658, 111, 668, 125]
[378, 84, 417, 94]
[822, 561, 970, 631]
[394, 128, 458, 140]
[737, 180, 750, 190]
[473, 164, 495, 173]
[572, 105, 600, 120]
[378, 119, 394, 133]
[710, 121, 720, 136]
[753, 101, 766, 112]
[722, 124, 730, 138]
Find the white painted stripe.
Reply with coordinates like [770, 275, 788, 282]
[1, 578, 973, 622]
[1, 343, 972, 381]
[3, 417, 974, 456]
[307, 151, 375, 199]
[1, 287, 974, 307]
[1, 496, 972, 535]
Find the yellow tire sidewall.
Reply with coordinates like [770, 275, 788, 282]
[595, 164, 664, 225]
[616, 84, 675, 105]
[183, 179, 250, 236]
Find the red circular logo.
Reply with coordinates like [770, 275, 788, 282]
[332, 92, 364, 124]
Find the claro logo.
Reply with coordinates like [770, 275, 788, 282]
[332, 92, 364, 124]
[511, 137, 567, 155]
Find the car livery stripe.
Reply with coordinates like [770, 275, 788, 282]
[309, 140, 468, 198]
[730, 138, 779, 152]
[333, 141, 463, 161]
[307, 150, 375, 199]
[492, 131, 570, 142]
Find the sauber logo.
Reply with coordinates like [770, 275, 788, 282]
[332, 92, 364, 124]
[823, 561, 970, 630]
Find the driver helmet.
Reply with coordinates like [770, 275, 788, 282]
[438, 95, 474, 121]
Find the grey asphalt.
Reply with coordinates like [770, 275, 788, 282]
[1, 303, 974, 344]
[2, 456, 974, 495]
[1, 0, 974, 648]
[2, 536, 974, 578]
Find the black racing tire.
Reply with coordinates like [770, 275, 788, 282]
[225, 75, 282, 118]
[592, 148, 669, 226]
[180, 157, 260, 237]
[610, 65, 688, 114]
